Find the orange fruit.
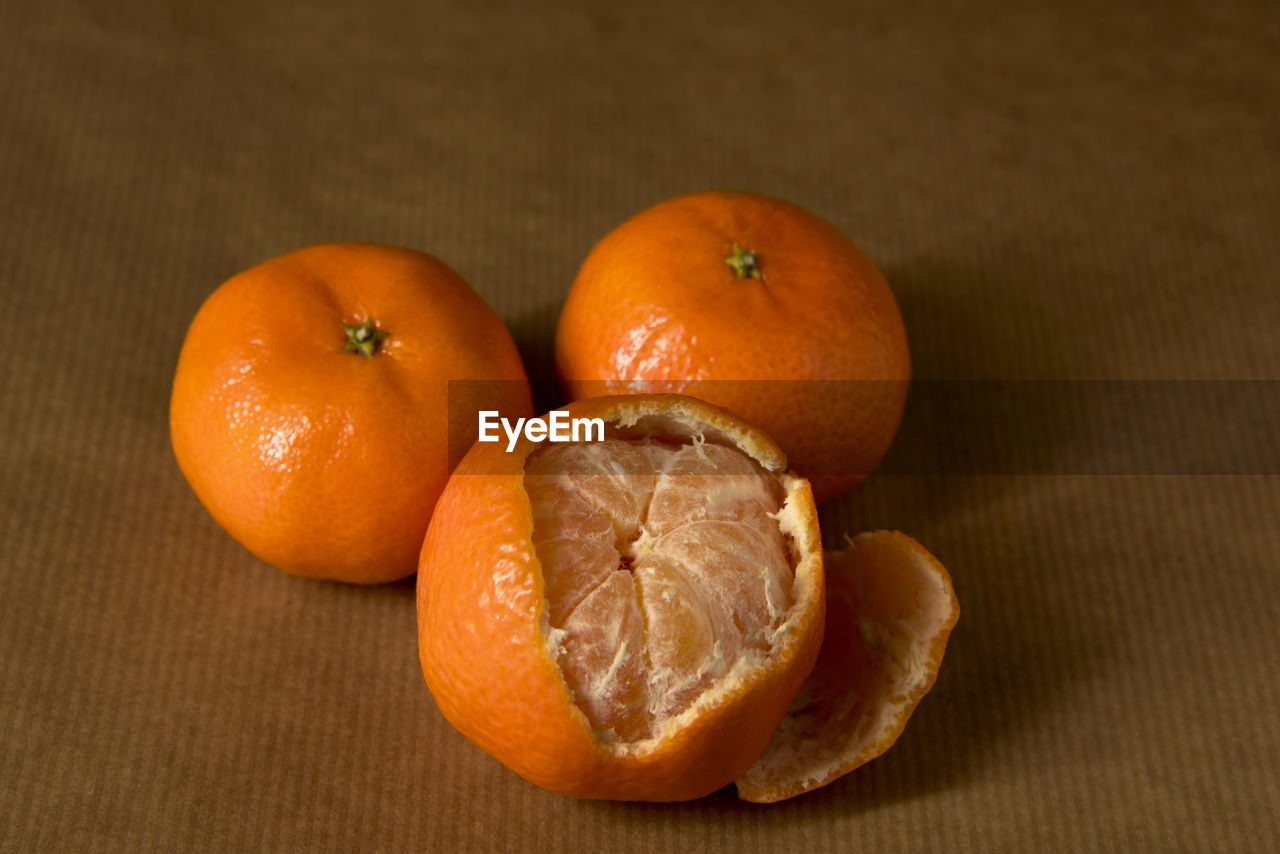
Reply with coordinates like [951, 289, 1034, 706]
[555, 190, 910, 503]
[735, 531, 959, 802]
[416, 394, 825, 801]
[170, 242, 533, 584]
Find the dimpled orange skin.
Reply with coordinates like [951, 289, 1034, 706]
[170, 242, 533, 584]
[556, 191, 911, 503]
[417, 394, 825, 801]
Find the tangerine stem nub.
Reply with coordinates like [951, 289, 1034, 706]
[724, 243, 762, 280]
[342, 318, 389, 358]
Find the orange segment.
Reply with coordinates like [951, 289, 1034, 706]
[735, 530, 959, 803]
[633, 556, 728, 718]
[554, 569, 650, 741]
[526, 439, 657, 542]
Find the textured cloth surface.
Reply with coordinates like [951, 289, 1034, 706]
[2, 1, 1278, 850]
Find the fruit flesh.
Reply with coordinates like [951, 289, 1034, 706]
[525, 435, 796, 743]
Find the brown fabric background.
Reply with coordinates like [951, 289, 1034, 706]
[3, 0, 1278, 850]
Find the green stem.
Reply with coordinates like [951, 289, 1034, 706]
[342, 318, 389, 358]
[723, 243, 762, 280]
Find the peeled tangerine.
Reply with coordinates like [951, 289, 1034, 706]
[416, 394, 957, 802]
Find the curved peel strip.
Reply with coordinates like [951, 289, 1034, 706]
[735, 530, 958, 803]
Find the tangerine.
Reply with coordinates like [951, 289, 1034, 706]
[555, 190, 910, 503]
[170, 242, 532, 584]
[417, 394, 825, 800]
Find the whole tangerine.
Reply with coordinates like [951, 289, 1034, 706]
[170, 242, 533, 584]
[555, 190, 910, 503]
